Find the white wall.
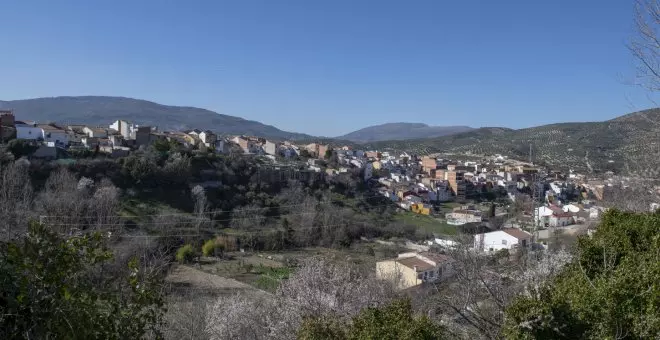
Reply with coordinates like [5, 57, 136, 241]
[474, 231, 520, 252]
[549, 215, 573, 227]
[43, 130, 68, 145]
[16, 125, 44, 140]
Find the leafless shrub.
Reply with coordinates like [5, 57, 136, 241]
[0, 161, 33, 240]
[205, 257, 397, 340]
[230, 204, 267, 231]
[431, 238, 573, 340]
[286, 196, 317, 246]
[277, 257, 397, 317]
[192, 185, 212, 234]
[508, 249, 573, 301]
[602, 182, 660, 212]
[36, 167, 121, 233]
[163, 294, 210, 340]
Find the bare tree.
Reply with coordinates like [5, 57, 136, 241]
[36, 168, 123, 233]
[161, 292, 210, 340]
[230, 204, 266, 231]
[192, 185, 211, 236]
[35, 168, 88, 233]
[630, 0, 660, 92]
[429, 238, 573, 340]
[287, 196, 318, 247]
[0, 161, 33, 240]
[205, 257, 398, 340]
[92, 179, 121, 229]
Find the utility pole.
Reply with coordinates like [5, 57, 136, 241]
[529, 145, 542, 247]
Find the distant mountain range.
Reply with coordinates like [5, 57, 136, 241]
[366, 109, 660, 175]
[1, 96, 658, 175]
[0, 96, 315, 140]
[336, 123, 474, 143]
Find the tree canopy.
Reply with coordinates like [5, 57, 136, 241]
[298, 299, 446, 340]
[0, 222, 165, 339]
[503, 210, 660, 339]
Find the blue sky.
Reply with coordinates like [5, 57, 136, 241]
[0, 0, 655, 136]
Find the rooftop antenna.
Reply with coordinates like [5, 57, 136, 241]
[529, 143, 533, 165]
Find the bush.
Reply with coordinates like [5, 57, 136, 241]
[202, 238, 224, 257]
[6, 139, 38, 158]
[175, 244, 196, 263]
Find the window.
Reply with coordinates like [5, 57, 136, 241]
[502, 239, 508, 245]
[417, 273, 423, 280]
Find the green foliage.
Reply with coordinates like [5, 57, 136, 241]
[201, 238, 224, 257]
[503, 210, 660, 339]
[175, 244, 196, 263]
[152, 138, 172, 152]
[297, 299, 445, 340]
[324, 147, 333, 159]
[6, 139, 38, 158]
[253, 265, 292, 292]
[0, 222, 164, 339]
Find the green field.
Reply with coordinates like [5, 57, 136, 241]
[395, 212, 458, 236]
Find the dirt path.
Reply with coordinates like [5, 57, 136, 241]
[165, 264, 263, 296]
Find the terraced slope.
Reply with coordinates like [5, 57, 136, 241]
[368, 109, 660, 175]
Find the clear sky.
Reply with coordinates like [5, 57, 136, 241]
[0, 0, 655, 136]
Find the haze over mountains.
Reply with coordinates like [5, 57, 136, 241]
[336, 123, 474, 143]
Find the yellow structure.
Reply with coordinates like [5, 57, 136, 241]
[371, 161, 382, 170]
[411, 203, 431, 215]
[376, 252, 454, 290]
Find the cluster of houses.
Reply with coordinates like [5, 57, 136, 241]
[375, 227, 535, 290]
[0, 111, 341, 161]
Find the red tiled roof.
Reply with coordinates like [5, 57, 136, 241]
[396, 257, 434, 272]
[419, 252, 454, 264]
[553, 212, 574, 218]
[503, 228, 532, 240]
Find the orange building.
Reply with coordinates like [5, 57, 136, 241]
[421, 156, 437, 174]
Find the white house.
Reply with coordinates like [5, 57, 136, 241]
[262, 140, 277, 155]
[473, 228, 532, 252]
[38, 125, 68, 146]
[376, 252, 455, 289]
[109, 120, 134, 139]
[549, 212, 574, 227]
[83, 126, 108, 138]
[187, 129, 201, 138]
[16, 123, 44, 140]
[534, 206, 555, 226]
[198, 130, 216, 147]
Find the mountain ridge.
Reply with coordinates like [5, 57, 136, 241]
[336, 122, 474, 143]
[367, 109, 660, 175]
[0, 96, 316, 140]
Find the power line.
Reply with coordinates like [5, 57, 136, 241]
[40, 201, 402, 227]
[38, 193, 391, 219]
[61, 221, 380, 239]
